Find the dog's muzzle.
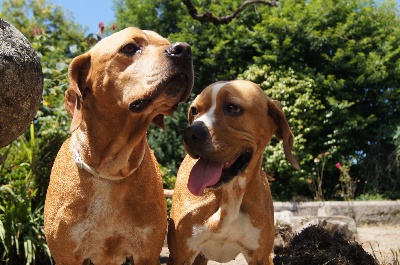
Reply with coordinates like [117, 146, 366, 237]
[183, 121, 209, 157]
[129, 42, 193, 114]
[164, 42, 193, 100]
[165, 42, 192, 61]
[184, 121, 253, 196]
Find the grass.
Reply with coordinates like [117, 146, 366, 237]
[370, 244, 400, 265]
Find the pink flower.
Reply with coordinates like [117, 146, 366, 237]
[111, 24, 117, 31]
[335, 163, 341, 169]
[33, 25, 41, 36]
[99, 21, 105, 34]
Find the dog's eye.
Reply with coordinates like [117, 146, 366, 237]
[121, 44, 140, 55]
[224, 103, 243, 116]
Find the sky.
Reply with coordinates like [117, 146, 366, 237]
[51, 0, 115, 34]
[0, 0, 115, 35]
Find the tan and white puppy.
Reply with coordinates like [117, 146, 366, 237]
[44, 27, 193, 265]
[167, 80, 300, 265]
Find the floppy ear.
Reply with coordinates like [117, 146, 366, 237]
[268, 99, 301, 170]
[65, 53, 91, 132]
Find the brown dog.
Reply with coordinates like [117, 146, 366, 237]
[167, 80, 300, 265]
[44, 27, 193, 265]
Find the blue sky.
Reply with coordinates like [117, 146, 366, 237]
[51, 0, 115, 34]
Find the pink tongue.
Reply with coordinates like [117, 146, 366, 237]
[188, 158, 223, 196]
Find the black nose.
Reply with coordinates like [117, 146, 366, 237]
[183, 121, 208, 146]
[165, 42, 192, 60]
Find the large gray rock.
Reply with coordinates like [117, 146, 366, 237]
[0, 19, 43, 148]
[274, 200, 400, 224]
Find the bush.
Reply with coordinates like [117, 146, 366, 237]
[0, 125, 53, 264]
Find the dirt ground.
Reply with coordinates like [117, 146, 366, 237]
[160, 224, 400, 264]
[357, 224, 400, 264]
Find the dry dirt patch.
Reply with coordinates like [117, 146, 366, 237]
[357, 224, 400, 264]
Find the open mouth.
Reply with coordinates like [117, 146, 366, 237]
[187, 149, 253, 196]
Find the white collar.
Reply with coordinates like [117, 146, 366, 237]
[71, 145, 138, 180]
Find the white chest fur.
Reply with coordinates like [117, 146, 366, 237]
[186, 175, 260, 263]
[68, 178, 152, 263]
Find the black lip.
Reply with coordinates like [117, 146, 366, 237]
[209, 149, 253, 189]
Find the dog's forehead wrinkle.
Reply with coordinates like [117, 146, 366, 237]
[142, 29, 170, 45]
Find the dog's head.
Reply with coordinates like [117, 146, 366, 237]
[65, 27, 193, 132]
[184, 80, 300, 196]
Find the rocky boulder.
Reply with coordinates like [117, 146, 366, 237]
[0, 19, 43, 149]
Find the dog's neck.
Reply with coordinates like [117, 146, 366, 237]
[207, 154, 265, 229]
[71, 112, 151, 180]
[71, 145, 143, 180]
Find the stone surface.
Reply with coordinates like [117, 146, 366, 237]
[0, 19, 43, 148]
[274, 200, 400, 225]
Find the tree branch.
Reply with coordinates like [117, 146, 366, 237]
[182, 0, 279, 25]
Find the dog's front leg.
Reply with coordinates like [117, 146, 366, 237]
[167, 220, 202, 265]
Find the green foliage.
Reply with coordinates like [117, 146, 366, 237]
[114, 0, 186, 37]
[356, 193, 386, 201]
[241, 0, 400, 199]
[335, 157, 358, 201]
[0, 125, 53, 264]
[309, 152, 332, 201]
[1, 0, 86, 43]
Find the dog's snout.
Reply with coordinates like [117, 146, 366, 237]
[165, 42, 192, 60]
[184, 122, 207, 146]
